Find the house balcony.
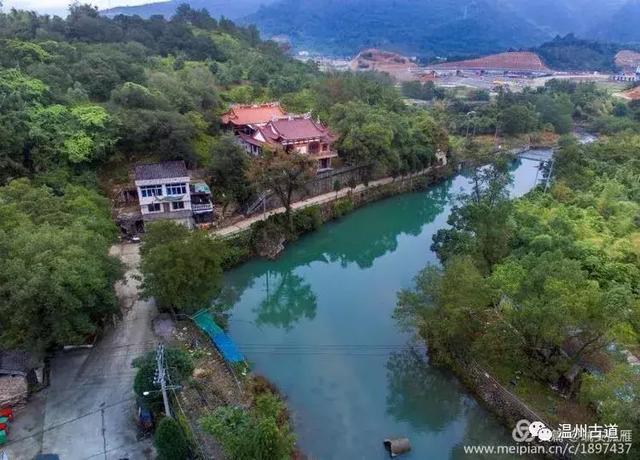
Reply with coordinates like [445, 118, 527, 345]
[308, 149, 339, 160]
[192, 202, 214, 214]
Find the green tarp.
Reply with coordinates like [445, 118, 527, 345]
[192, 309, 224, 337]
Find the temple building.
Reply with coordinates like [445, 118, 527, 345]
[238, 115, 338, 171]
[220, 102, 286, 133]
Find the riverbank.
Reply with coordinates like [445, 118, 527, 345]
[221, 157, 547, 458]
[212, 165, 451, 239]
[218, 164, 452, 267]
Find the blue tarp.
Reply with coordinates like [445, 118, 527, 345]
[212, 332, 244, 363]
[191, 310, 244, 363]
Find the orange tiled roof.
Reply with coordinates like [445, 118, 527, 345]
[430, 52, 549, 72]
[248, 116, 335, 147]
[268, 117, 333, 141]
[221, 102, 285, 126]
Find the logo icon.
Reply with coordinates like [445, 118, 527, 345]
[512, 419, 552, 443]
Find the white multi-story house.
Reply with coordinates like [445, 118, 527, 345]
[134, 161, 213, 228]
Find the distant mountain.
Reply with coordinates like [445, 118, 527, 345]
[591, 0, 640, 44]
[100, 0, 640, 57]
[101, 0, 277, 19]
[501, 0, 627, 36]
[245, 0, 552, 57]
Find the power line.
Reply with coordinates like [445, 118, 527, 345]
[2, 397, 135, 448]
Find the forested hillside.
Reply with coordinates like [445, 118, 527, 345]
[592, 0, 640, 44]
[102, 0, 278, 19]
[532, 34, 636, 71]
[246, 0, 551, 57]
[0, 4, 453, 352]
[397, 94, 640, 455]
[0, 4, 318, 352]
[101, 0, 640, 57]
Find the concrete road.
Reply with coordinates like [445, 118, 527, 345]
[3, 243, 157, 460]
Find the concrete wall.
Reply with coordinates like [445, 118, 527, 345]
[251, 165, 368, 214]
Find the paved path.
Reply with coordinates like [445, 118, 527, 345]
[3, 243, 157, 460]
[213, 170, 430, 238]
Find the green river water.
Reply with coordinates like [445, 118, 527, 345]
[223, 156, 547, 459]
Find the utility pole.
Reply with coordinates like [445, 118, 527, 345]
[154, 344, 171, 418]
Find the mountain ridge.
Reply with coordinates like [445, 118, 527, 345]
[99, 0, 640, 56]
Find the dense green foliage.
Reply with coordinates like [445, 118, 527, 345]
[396, 132, 640, 439]
[533, 34, 634, 72]
[247, 148, 316, 226]
[401, 81, 445, 101]
[0, 4, 317, 182]
[0, 4, 461, 355]
[201, 392, 295, 460]
[432, 162, 514, 273]
[0, 179, 121, 353]
[430, 80, 611, 150]
[207, 134, 254, 213]
[100, 0, 640, 60]
[154, 417, 190, 460]
[139, 221, 229, 313]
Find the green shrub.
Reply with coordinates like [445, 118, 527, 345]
[250, 216, 288, 249]
[332, 198, 354, 218]
[220, 237, 252, 269]
[292, 205, 322, 234]
[201, 392, 295, 460]
[154, 417, 190, 460]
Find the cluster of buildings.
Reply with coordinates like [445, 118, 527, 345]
[114, 102, 339, 234]
[611, 66, 640, 83]
[221, 102, 338, 172]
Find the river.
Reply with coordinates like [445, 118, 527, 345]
[222, 154, 547, 459]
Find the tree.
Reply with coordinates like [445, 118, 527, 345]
[154, 417, 190, 460]
[581, 364, 640, 434]
[394, 256, 493, 360]
[208, 135, 253, 213]
[499, 104, 538, 136]
[331, 101, 395, 181]
[0, 179, 121, 352]
[432, 163, 514, 272]
[246, 149, 315, 229]
[139, 221, 227, 313]
[536, 93, 573, 134]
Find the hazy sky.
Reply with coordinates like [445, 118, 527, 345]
[2, 0, 152, 15]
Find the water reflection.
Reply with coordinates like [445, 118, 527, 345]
[386, 346, 463, 433]
[321, 182, 451, 269]
[254, 270, 317, 330]
[221, 181, 451, 315]
[222, 159, 544, 458]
